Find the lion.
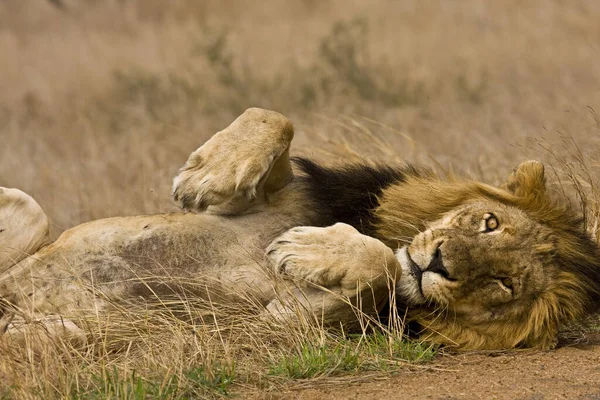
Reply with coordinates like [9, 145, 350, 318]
[1, 107, 599, 350]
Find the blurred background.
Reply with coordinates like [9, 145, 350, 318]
[1, 0, 599, 238]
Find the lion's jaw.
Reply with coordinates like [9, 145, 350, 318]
[395, 246, 426, 305]
[393, 199, 587, 350]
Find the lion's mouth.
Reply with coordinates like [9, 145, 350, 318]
[405, 249, 423, 285]
[395, 246, 427, 304]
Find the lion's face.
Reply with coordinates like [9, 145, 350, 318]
[378, 160, 600, 350]
[397, 199, 554, 324]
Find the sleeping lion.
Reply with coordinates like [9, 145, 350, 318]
[1, 108, 599, 350]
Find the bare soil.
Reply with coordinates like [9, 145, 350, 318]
[253, 335, 600, 400]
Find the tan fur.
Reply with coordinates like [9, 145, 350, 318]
[0, 188, 49, 273]
[266, 223, 399, 328]
[172, 108, 295, 214]
[0, 108, 596, 351]
[268, 223, 400, 296]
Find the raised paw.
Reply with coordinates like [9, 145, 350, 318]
[0, 187, 49, 271]
[173, 108, 294, 212]
[267, 223, 401, 292]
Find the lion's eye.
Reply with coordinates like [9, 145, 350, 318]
[499, 277, 513, 290]
[483, 213, 499, 232]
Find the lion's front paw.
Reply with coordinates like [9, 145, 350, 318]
[173, 108, 293, 212]
[267, 223, 400, 292]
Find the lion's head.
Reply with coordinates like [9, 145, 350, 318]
[376, 161, 600, 350]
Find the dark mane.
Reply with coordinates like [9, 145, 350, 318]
[293, 157, 420, 236]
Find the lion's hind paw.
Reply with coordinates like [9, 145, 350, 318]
[173, 108, 294, 212]
[172, 151, 272, 211]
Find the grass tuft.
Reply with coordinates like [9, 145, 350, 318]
[268, 332, 437, 380]
[360, 331, 438, 367]
[269, 343, 360, 379]
[83, 367, 180, 399]
[185, 363, 236, 396]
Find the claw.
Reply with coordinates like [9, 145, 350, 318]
[179, 193, 196, 211]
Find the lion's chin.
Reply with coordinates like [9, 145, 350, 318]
[395, 246, 427, 305]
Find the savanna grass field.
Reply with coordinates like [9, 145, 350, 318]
[1, 1, 600, 398]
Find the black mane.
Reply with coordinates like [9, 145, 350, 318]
[293, 157, 418, 236]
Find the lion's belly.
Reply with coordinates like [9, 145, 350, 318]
[0, 210, 315, 316]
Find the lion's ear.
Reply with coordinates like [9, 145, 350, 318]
[501, 160, 547, 199]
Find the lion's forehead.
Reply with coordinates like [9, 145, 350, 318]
[436, 200, 525, 225]
[432, 200, 551, 245]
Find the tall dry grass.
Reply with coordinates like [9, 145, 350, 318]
[1, 0, 600, 397]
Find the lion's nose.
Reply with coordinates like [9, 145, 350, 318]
[425, 246, 452, 280]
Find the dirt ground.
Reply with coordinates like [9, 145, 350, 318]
[253, 334, 600, 400]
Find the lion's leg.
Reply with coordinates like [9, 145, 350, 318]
[265, 223, 401, 327]
[172, 108, 295, 214]
[0, 188, 50, 273]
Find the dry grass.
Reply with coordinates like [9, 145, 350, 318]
[0, 280, 430, 398]
[1, 0, 600, 397]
